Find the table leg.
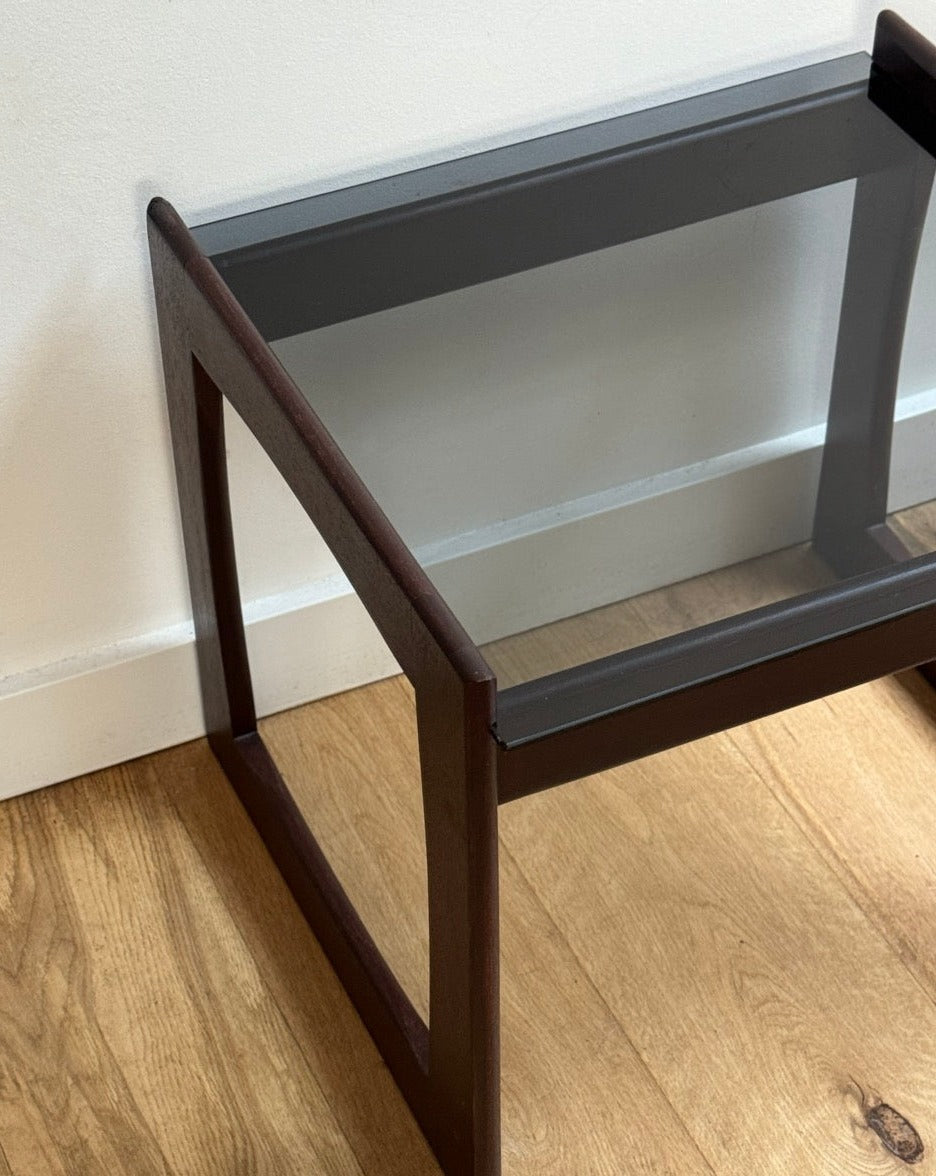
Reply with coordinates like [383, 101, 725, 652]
[813, 130, 934, 576]
[417, 679, 501, 1175]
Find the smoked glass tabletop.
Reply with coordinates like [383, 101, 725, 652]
[196, 54, 936, 690]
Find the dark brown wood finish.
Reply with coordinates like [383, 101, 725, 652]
[147, 15, 936, 1174]
[496, 594, 936, 803]
[417, 675, 500, 1175]
[870, 8, 936, 157]
[493, 553, 936, 743]
[148, 199, 500, 1174]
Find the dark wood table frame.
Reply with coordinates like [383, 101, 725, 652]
[148, 13, 936, 1173]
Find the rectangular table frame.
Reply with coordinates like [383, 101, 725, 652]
[148, 12, 936, 1173]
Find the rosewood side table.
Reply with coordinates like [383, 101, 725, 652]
[148, 12, 936, 1174]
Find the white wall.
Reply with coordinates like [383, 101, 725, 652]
[2, 0, 936, 795]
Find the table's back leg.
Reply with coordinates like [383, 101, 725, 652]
[812, 120, 935, 578]
[417, 676, 501, 1176]
[152, 301, 256, 747]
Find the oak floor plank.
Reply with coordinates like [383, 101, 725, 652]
[0, 758, 365, 1176]
[498, 839, 715, 1175]
[0, 785, 173, 1176]
[498, 730, 936, 1174]
[728, 672, 936, 1002]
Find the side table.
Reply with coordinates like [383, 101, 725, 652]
[148, 12, 936, 1173]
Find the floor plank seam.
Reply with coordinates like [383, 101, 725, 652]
[725, 725, 936, 1016]
[497, 836, 720, 1176]
[6, 783, 179, 1176]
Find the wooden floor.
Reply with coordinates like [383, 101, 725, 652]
[6, 530, 936, 1172]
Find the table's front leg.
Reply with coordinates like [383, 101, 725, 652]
[417, 675, 501, 1176]
[149, 195, 503, 1176]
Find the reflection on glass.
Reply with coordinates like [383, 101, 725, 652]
[272, 93, 936, 689]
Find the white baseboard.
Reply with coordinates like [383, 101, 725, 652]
[5, 386, 936, 800]
[0, 589, 402, 802]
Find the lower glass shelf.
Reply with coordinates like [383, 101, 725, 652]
[486, 496, 936, 692]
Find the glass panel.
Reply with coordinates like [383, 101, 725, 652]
[272, 95, 936, 690]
